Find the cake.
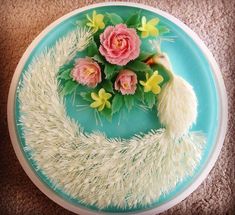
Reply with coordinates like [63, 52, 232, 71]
[16, 8, 206, 211]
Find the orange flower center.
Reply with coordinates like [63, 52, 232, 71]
[121, 82, 130, 90]
[84, 67, 96, 77]
[114, 37, 123, 48]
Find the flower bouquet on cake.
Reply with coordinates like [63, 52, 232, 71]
[58, 10, 172, 122]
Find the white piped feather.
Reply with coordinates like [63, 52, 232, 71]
[158, 76, 197, 138]
[154, 53, 198, 138]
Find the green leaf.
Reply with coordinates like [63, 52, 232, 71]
[159, 26, 170, 35]
[126, 61, 151, 72]
[103, 80, 114, 93]
[137, 51, 154, 61]
[101, 108, 112, 121]
[80, 92, 92, 102]
[106, 13, 124, 25]
[104, 63, 117, 79]
[112, 94, 124, 114]
[124, 95, 135, 111]
[58, 68, 72, 80]
[62, 80, 77, 96]
[93, 34, 101, 46]
[59, 63, 73, 74]
[144, 92, 156, 108]
[126, 11, 141, 27]
[92, 54, 105, 64]
[87, 39, 98, 57]
[135, 85, 144, 102]
[116, 65, 123, 71]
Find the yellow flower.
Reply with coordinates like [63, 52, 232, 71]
[90, 88, 112, 111]
[140, 71, 163, 94]
[86, 10, 105, 32]
[137, 16, 159, 38]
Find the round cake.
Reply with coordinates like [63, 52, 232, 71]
[8, 3, 227, 214]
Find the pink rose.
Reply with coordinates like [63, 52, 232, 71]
[99, 24, 141, 66]
[71, 57, 101, 88]
[114, 69, 137, 95]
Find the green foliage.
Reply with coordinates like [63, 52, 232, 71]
[80, 92, 92, 102]
[144, 92, 156, 108]
[101, 108, 112, 121]
[112, 94, 124, 114]
[106, 13, 124, 25]
[58, 63, 73, 74]
[92, 54, 105, 64]
[126, 10, 141, 28]
[135, 85, 144, 102]
[103, 80, 114, 93]
[58, 68, 72, 81]
[87, 39, 98, 57]
[134, 70, 146, 81]
[62, 80, 77, 96]
[137, 51, 154, 61]
[104, 63, 117, 79]
[124, 95, 135, 111]
[116, 65, 123, 71]
[126, 60, 151, 72]
[93, 33, 101, 46]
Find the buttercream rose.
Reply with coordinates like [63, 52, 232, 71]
[114, 69, 137, 95]
[71, 57, 101, 88]
[99, 24, 141, 66]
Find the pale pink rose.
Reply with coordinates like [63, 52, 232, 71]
[71, 57, 101, 88]
[99, 24, 141, 66]
[115, 69, 137, 95]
